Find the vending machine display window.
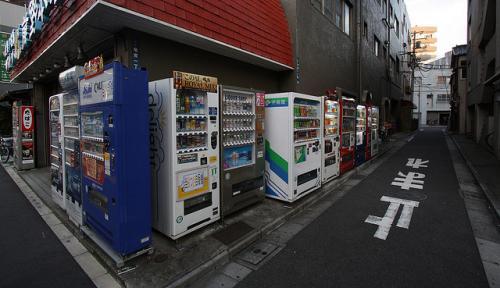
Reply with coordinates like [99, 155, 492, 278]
[81, 112, 104, 139]
[223, 144, 253, 170]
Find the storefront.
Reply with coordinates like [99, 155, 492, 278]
[5, 0, 293, 168]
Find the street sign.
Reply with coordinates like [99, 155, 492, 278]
[0, 32, 10, 82]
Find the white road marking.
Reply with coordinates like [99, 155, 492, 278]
[420, 129, 424, 132]
[406, 158, 429, 169]
[391, 172, 426, 190]
[365, 196, 420, 240]
[407, 136, 415, 142]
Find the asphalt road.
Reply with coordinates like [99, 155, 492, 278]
[0, 165, 95, 288]
[237, 128, 489, 288]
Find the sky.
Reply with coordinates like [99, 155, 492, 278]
[405, 0, 467, 58]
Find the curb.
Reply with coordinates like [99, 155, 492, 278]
[166, 136, 409, 288]
[449, 134, 500, 220]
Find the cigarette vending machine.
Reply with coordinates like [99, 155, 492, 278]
[371, 106, 380, 156]
[339, 97, 356, 174]
[220, 86, 265, 216]
[60, 66, 84, 226]
[149, 71, 220, 239]
[321, 96, 340, 183]
[79, 62, 151, 257]
[12, 102, 35, 170]
[264, 93, 322, 202]
[355, 105, 367, 166]
[49, 94, 65, 209]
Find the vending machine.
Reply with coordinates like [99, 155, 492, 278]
[371, 106, 380, 156]
[219, 86, 265, 216]
[321, 96, 340, 183]
[149, 71, 220, 239]
[79, 61, 151, 257]
[264, 93, 322, 202]
[12, 102, 35, 170]
[339, 97, 356, 174]
[365, 105, 373, 161]
[355, 105, 367, 165]
[60, 66, 84, 226]
[49, 94, 65, 209]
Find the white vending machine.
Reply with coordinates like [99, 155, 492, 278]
[149, 71, 220, 239]
[49, 94, 65, 210]
[264, 92, 322, 202]
[321, 96, 340, 183]
[371, 106, 380, 156]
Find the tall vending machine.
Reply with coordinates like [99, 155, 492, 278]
[371, 106, 380, 156]
[264, 93, 322, 202]
[321, 96, 340, 183]
[219, 86, 265, 216]
[49, 94, 65, 209]
[60, 66, 84, 226]
[12, 102, 35, 170]
[365, 105, 373, 161]
[339, 97, 356, 174]
[355, 105, 367, 166]
[149, 71, 220, 239]
[79, 61, 151, 258]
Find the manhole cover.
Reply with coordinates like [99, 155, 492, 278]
[237, 242, 278, 266]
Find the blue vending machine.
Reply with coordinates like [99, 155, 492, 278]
[355, 104, 367, 165]
[79, 62, 151, 261]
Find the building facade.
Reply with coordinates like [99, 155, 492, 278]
[467, 0, 500, 159]
[450, 44, 468, 134]
[4, 0, 412, 167]
[411, 26, 437, 63]
[413, 53, 452, 126]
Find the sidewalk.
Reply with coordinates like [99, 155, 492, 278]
[3, 132, 411, 288]
[451, 134, 500, 219]
[0, 164, 96, 288]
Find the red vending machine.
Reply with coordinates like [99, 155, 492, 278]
[339, 97, 356, 174]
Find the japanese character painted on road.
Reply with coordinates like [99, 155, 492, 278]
[391, 171, 426, 190]
[365, 196, 420, 240]
[406, 158, 429, 169]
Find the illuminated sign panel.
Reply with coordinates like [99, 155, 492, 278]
[2, 0, 60, 73]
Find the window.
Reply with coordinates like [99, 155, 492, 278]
[460, 60, 467, 79]
[335, 0, 342, 28]
[395, 16, 399, 37]
[324, 0, 334, 20]
[389, 4, 393, 20]
[344, 2, 351, 35]
[363, 22, 368, 40]
[374, 36, 380, 56]
[382, 0, 387, 15]
[437, 76, 448, 85]
[437, 94, 450, 103]
[389, 56, 395, 78]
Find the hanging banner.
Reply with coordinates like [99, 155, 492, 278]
[173, 71, 218, 93]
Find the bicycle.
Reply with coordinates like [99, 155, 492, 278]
[1, 136, 13, 163]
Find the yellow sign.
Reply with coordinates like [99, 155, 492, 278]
[209, 156, 217, 164]
[173, 71, 218, 93]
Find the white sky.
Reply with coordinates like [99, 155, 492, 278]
[405, 0, 467, 58]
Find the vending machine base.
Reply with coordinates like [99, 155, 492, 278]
[81, 226, 153, 268]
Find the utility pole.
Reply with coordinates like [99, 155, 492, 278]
[410, 30, 419, 128]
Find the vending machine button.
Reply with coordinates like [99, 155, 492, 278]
[200, 157, 207, 165]
[212, 182, 217, 189]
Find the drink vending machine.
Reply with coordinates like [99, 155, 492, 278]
[149, 71, 220, 239]
[339, 97, 356, 174]
[355, 105, 367, 165]
[49, 94, 65, 209]
[365, 105, 373, 161]
[12, 102, 35, 170]
[371, 106, 380, 156]
[79, 62, 151, 258]
[219, 86, 265, 216]
[264, 93, 322, 202]
[60, 66, 84, 226]
[321, 96, 340, 183]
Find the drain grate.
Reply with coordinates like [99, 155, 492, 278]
[212, 221, 254, 246]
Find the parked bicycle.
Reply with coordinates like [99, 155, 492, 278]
[1, 136, 13, 163]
